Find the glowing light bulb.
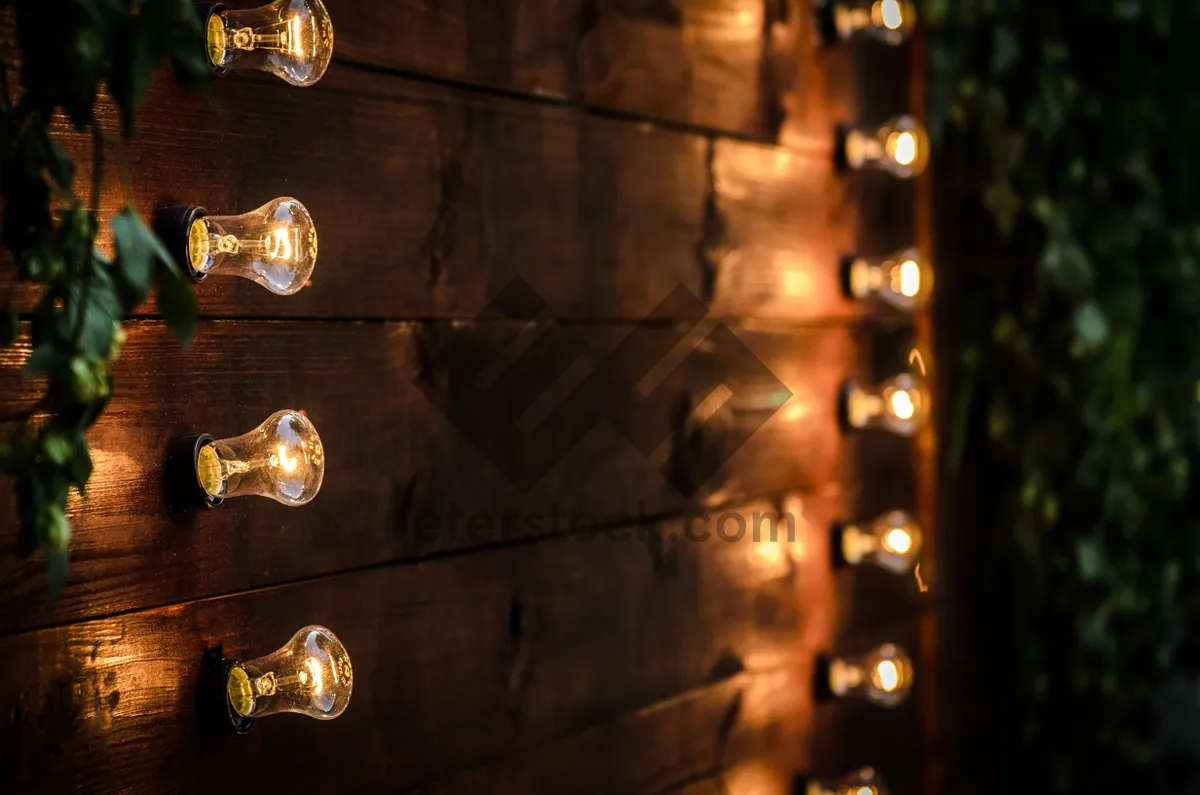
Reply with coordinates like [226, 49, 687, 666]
[839, 373, 931, 437]
[801, 767, 890, 795]
[816, 0, 915, 45]
[205, 0, 333, 86]
[836, 510, 923, 574]
[156, 198, 317, 296]
[837, 115, 929, 179]
[824, 643, 913, 707]
[842, 247, 932, 311]
[224, 625, 352, 727]
[184, 409, 324, 507]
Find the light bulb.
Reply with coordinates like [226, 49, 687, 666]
[836, 510, 923, 574]
[225, 625, 352, 724]
[186, 409, 324, 507]
[205, 0, 334, 86]
[156, 198, 318, 295]
[837, 115, 929, 179]
[817, 0, 916, 46]
[826, 643, 913, 707]
[842, 247, 932, 311]
[840, 373, 931, 437]
[801, 767, 890, 795]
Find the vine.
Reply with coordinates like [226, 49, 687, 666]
[925, 0, 1200, 789]
[0, 0, 208, 594]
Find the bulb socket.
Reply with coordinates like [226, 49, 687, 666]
[165, 434, 224, 510]
[839, 255, 857, 300]
[791, 774, 816, 795]
[830, 521, 850, 568]
[154, 205, 209, 283]
[813, 654, 835, 701]
[200, 646, 255, 734]
[833, 124, 852, 173]
[199, 2, 230, 76]
[814, 0, 841, 45]
[836, 380, 855, 432]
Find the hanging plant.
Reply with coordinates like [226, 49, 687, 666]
[0, 0, 209, 594]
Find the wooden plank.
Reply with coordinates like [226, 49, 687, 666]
[3, 63, 713, 321]
[330, 0, 580, 99]
[0, 498, 836, 793]
[0, 319, 861, 634]
[422, 668, 811, 795]
[579, 0, 775, 137]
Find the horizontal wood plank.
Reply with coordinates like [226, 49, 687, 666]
[0, 319, 864, 634]
[0, 498, 836, 793]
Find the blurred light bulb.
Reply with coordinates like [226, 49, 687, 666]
[826, 643, 913, 707]
[840, 373, 931, 437]
[836, 510, 923, 574]
[802, 767, 890, 795]
[225, 625, 352, 722]
[194, 409, 324, 506]
[157, 198, 317, 296]
[837, 115, 929, 179]
[206, 0, 333, 86]
[816, 0, 915, 45]
[842, 248, 932, 311]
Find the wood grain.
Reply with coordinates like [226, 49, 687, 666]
[0, 319, 863, 634]
[331, 0, 580, 99]
[0, 498, 836, 794]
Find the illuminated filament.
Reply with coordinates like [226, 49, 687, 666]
[893, 259, 921, 297]
[887, 131, 917, 166]
[873, 660, 900, 692]
[890, 390, 915, 420]
[230, 16, 305, 56]
[883, 528, 912, 554]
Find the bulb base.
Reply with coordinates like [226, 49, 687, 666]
[200, 647, 255, 735]
[830, 521, 850, 568]
[154, 205, 209, 283]
[814, 0, 841, 45]
[165, 434, 224, 510]
[813, 654, 835, 701]
[839, 254, 857, 300]
[199, 2, 229, 75]
[833, 124, 853, 173]
[791, 774, 817, 795]
[836, 380, 856, 432]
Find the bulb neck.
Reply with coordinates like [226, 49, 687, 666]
[199, 646, 255, 735]
[164, 434, 225, 511]
[154, 205, 210, 283]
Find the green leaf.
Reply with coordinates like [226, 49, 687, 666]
[112, 207, 173, 308]
[70, 439, 93, 491]
[25, 344, 61, 377]
[992, 26, 1021, 75]
[67, 267, 122, 358]
[155, 259, 198, 346]
[45, 549, 69, 598]
[41, 431, 72, 466]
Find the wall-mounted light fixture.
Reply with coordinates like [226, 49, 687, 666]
[204, 0, 334, 87]
[816, 0, 915, 46]
[839, 373, 930, 437]
[794, 766, 890, 795]
[202, 625, 352, 734]
[833, 510, 923, 574]
[167, 409, 324, 509]
[816, 643, 913, 707]
[835, 115, 929, 179]
[155, 198, 318, 296]
[842, 247, 932, 312]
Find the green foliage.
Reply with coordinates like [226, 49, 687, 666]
[925, 0, 1200, 790]
[0, 0, 207, 595]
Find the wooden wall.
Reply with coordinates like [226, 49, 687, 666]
[0, 1, 933, 792]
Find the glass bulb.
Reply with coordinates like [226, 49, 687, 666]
[207, 0, 334, 87]
[844, 248, 932, 311]
[226, 625, 352, 720]
[842, 373, 931, 437]
[827, 0, 916, 45]
[827, 643, 913, 707]
[187, 198, 317, 295]
[839, 510, 923, 574]
[805, 767, 890, 795]
[840, 115, 929, 178]
[196, 410, 325, 505]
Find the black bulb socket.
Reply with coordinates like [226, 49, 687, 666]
[200, 646, 255, 735]
[814, 0, 842, 45]
[154, 205, 209, 283]
[165, 434, 224, 510]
